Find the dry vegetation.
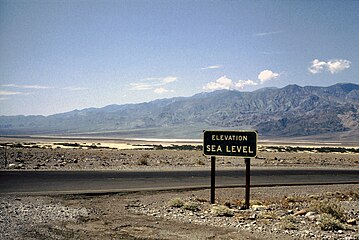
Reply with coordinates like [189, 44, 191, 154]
[128, 185, 359, 239]
[1, 140, 358, 170]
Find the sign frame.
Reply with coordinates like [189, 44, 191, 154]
[203, 130, 258, 158]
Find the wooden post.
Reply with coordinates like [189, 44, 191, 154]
[4, 146, 7, 168]
[211, 156, 216, 204]
[244, 158, 250, 209]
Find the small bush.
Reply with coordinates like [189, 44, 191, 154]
[168, 198, 184, 208]
[258, 211, 277, 220]
[281, 216, 298, 230]
[320, 213, 344, 231]
[138, 158, 148, 165]
[211, 205, 234, 217]
[182, 202, 200, 212]
[348, 190, 359, 200]
[310, 200, 345, 221]
[197, 159, 205, 165]
[138, 154, 150, 165]
[14, 143, 24, 148]
[282, 221, 298, 230]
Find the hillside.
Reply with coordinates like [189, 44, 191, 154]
[0, 83, 358, 139]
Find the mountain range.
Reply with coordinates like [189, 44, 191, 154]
[1, 83, 358, 140]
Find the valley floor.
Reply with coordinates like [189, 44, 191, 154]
[0, 138, 358, 239]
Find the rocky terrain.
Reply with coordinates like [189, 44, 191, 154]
[1, 141, 359, 170]
[0, 185, 358, 239]
[128, 185, 359, 239]
[1, 139, 358, 239]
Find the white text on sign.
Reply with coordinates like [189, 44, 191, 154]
[206, 145, 254, 154]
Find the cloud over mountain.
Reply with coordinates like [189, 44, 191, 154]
[309, 59, 351, 74]
[203, 69, 279, 91]
[130, 76, 177, 94]
[203, 76, 234, 90]
[258, 70, 280, 83]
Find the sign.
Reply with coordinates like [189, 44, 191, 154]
[203, 130, 258, 157]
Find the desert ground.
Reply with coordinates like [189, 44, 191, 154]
[0, 137, 358, 239]
[0, 137, 358, 170]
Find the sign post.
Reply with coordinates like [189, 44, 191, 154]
[244, 158, 250, 209]
[203, 130, 257, 208]
[211, 156, 216, 204]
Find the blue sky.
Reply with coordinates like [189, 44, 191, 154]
[0, 0, 358, 116]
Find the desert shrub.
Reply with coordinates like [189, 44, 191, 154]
[310, 200, 345, 221]
[320, 214, 344, 231]
[138, 158, 148, 165]
[14, 143, 24, 148]
[211, 205, 234, 217]
[182, 202, 200, 212]
[282, 221, 298, 230]
[195, 198, 207, 203]
[258, 211, 277, 220]
[348, 190, 359, 200]
[281, 216, 298, 230]
[138, 154, 150, 165]
[197, 159, 205, 165]
[168, 198, 184, 208]
[249, 199, 263, 206]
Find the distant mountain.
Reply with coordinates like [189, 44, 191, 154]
[1, 83, 358, 140]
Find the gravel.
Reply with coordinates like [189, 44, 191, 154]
[0, 185, 358, 239]
[1, 146, 359, 171]
[0, 196, 89, 240]
[128, 185, 359, 240]
[0, 141, 358, 239]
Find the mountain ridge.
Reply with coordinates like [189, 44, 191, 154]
[1, 83, 358, 139]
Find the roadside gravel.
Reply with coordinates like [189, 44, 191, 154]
[1, 147, 359, 171]
[1, 185, 358, 239]
[128, 185, 359, 240]
[0, 141, 358, 239]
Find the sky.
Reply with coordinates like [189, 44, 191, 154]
[0, 0, 358, 116]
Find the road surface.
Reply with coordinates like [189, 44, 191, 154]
[1, 168, 358, 195]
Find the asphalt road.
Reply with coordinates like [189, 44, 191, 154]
[1, 168, 359, 195]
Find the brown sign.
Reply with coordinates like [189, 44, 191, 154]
[203, 130, 258, 157]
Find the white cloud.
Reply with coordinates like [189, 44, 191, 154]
[0, 97, 8, 101]
[0, 90, 22, 95]
[1, 84, 51, 89]
[203, 76, 233, 91]
[203, 69, 282, 91]
[131, 76, 177, 91]
[254, 31, 283, 37]
[129, 82, 153, 90]
[201, 65, 223, 70]
[235, 80, 258, 89]
[309, 59, 351, 74]
[203, 76, 259, 91]
[162, 76, 177, 84]
[143, 76, 177, 84]
[327, 59, 351, 74]
[258, 70, 280, 83]
[308, 59, 327, 74]
[154, 87, 174, 94]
